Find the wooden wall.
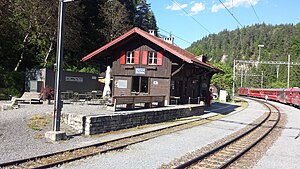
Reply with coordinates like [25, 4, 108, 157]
[149, 77, 170, 104]
[110, 38, 172, 104]
[97, 35, 213, 105]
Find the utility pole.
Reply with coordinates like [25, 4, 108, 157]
[258, 44, 264, 62]
[261, 71, 264, 88]
[276, 65, 279, 79]
[46, 0, 74, 141]
[240, 64, 243, 87]
[287, 55, 290, 88]
[232, 59, 236, 99]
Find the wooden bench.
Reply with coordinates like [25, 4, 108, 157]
[16, 92, 42, 104]
[111, 95, 165, 111]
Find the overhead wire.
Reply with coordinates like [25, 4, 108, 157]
[158, 27, 193, 45]
[248, 0, 261, 23]
[171, 0, 211, 34]
[218, 0, 243, 27]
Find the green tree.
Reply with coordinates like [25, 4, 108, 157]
[135, 0, 157, 32]
[98, 0, 132, 42]
[187, 23, 300, 88]
[210, 63, 233, 95]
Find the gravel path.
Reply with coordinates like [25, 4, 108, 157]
[253, 101, 300, 169]
[59, 98, 266, 169]
[0, 103, 109, 163]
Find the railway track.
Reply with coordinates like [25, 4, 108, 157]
[173, 99, 280, 169]
[1, 112, 227, 169]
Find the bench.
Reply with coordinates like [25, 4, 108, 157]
[16, 92, 41, 104]
[111, 95, 165, 111]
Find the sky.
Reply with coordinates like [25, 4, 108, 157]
[147, 0, 300, 49]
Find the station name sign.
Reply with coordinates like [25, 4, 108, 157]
[65, 76, 83, 83]
[135, 68, 145, 75]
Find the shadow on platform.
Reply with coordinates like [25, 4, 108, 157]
[204, 102, 241, 115]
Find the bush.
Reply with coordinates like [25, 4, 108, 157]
[0, 71, 25, 99]
[40, 85, 54, 101]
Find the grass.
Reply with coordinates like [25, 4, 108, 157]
[27, 114, 51, 131]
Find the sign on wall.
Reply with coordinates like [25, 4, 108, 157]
[116, 80, 128, 88]
[135, 68, 145, 75]
[65, 76, 83, 83]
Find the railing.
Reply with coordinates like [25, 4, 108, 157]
[188, 97, 202, 104]
[61, 90, 103, 104]
[112, 95, 165, 111]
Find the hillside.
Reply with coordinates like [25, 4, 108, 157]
[187, 23, 300, 88]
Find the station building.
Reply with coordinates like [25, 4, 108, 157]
[82, 27, 223, 107]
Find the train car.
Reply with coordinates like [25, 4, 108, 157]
[248, 88, 264, 98]
[238, 87, 300, 109]
[281, 88, 293, 104]
[291, 87, 300, 107]
[238, 87, 249, 96]
[261, 88, 284, 101]
[277, 89, 285, 102]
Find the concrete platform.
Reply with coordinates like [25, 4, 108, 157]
[62, 104, 205, 135]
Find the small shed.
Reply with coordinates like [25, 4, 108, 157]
[25, 68, 102, 93]
[82, 27, 223, 106]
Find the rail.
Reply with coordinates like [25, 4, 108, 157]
[174, 98, 280, 168]
[0, 112, 218, 169]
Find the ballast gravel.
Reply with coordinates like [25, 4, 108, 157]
[253, 101, 300, 169]
[59, 99, 267, 169]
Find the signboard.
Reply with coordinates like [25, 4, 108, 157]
[65, 76, 83, 83]
[135, 68, 145, 75]
[219, 90, 227, 102]
[117, 80, 127, 88]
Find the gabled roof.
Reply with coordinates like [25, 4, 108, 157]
[82, 27, 223, 73]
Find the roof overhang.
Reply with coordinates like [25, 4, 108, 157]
[81, 27, 223, 74]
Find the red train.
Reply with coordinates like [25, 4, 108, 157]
[238, 87, 300, 107]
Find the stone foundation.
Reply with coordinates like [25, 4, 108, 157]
[62, 104, 204, 135]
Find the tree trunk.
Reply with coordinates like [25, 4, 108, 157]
[43, 40, 53, 67]
[14, 32, 29, 72]
[14, 25, 31, 72]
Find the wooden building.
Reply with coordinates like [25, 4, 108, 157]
[82, 27, 222, 107]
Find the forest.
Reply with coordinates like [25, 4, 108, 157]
[187, 23, 300, 94]
[0, 0, 157, 98]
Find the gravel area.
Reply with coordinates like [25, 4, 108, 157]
[0, 100, 244, 164]
[253, 101, 300, 169]
[0, 103, 113, 163]
[59, 98, 266, 169]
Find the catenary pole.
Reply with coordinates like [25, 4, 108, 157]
[232, 59, 236, 99]
[287, 55, 290, 88]
[53, 0, 71, 131]
[260, 71, 264, 88]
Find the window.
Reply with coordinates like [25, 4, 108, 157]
[126, 51, 134, 64]
[148, 51, 157, 65]
[132, 76, 149, 93]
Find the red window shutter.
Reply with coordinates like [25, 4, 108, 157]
[157, 51, 163, 65]
[134, 51, 140, 64]
[142, 51, 148, 65]
[120, 51, 125, 64]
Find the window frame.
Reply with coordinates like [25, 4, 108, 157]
[126, 51, 134, 64]
[148, 51, 157, 65]
[131, 76, 149, 94]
